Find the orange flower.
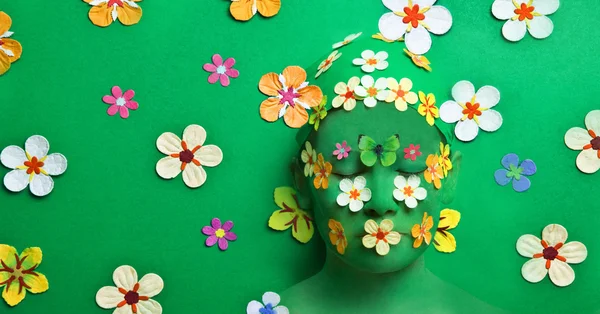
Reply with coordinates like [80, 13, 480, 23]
[424, 154, 443, 189]
[328, 219, 347, 255]
[259, 66, 323, 128]
[0, 12, 23, 76]
[84, 0, 143, 27]
[312, 153, 332, 189]
[411, 212, 433, 248]
[230, 0, 281, 22]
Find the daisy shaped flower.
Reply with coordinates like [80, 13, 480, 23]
[301, 141, 317, 177]
[336, 176, 372, 212]
[0, 12, 23, 76]
[411, 212, 433, 248]
[494, 153, 537, 192]
[202, 218, 237, 251]
[379, 0, 453, 55]
[433, 209, 461, 253]
[355, 75, 389, 108]
[362, 219, 401, 256]
[332, 32, 362, 49]
[203, 54, 239, 87]
[0, 245, 49, 307]
[247, 292, 289, 314]
[1, 135, 67, 197]
[315, 51, 341, 79]
[492, 0, 559, 42]
[84, 0, 142, 27]
[403, 144, 422, 161]
[417, 91, 439, 126]
[440, 81, 503, 142]
[393, 175, 427, 209]
[332, 76, 360, 111]
[155, 124, 223, 188]
[103, 86, 139, 119]
[230, 0, 281, 21]
[517, 224, 587, 287]
[96, 265, 163, 314]
[352, 50, 389, 73]
[333, 141, 351, 160]
[386, 77, 418, 111]
[564, 110, 600, 174]
[268, 187, 314, 243]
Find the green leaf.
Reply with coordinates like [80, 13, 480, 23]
[380, 151, 397, 167]
[358, 135, 377, 151]
[360, 151, 378, 167]
[382, 134, 400, 152]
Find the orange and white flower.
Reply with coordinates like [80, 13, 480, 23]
[564, 110, 600, 174]
[332, 32, 362, 49]
[352, 50, 389, 73]
[424, 154, 443, 189]
[84, 0, 143, 27]
[354, 75, 389, 108]
[0, 12, 22, 76]
[315, 51, 341, 79]
[492, 0, 559, 42]
[362, 219, 401, 256]
[411, 212, 433, 248]
[393, 175, 427, 209]
[336, 176, 372, 212]
[385, 77, 418, 111]
[230, 0, 281, 22]
[332, 76, 360, 111]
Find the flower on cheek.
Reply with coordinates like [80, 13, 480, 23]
[492, 0, 559, 42]
[333, 141, 351, 160]
[564, 110, 600, 174]
[354, 75, 389, 108]
[301, 141, 317, 177]
[362, 219, 401, 256]
[0, 245, 49, 307]
[328, 219, 348, 255]
[313, 153, 332, 189]
[309, 96, 328, 131]
[84, 0, 143, 27]
[494, 153, 537, 192]
[403, 144, 421, 161]
[315, 51, 341, 79]
[332, 32, 362, 49]
[332, 76, 360, 111]
[358, 134, 400, 167]
[411, 212, 433, 248]
[417, 91, 439, 126]
[393, 175, 427, 209]
[246, 292, 289, 314]
[336, 176, 372, 212]
[438, 142, 452, 177]
[385, 77, 418, 112]
[102, 86, 139, 119]
[433, 209, 461, 253]
[0, 12, 23, 76]
[202, 218, 237, 251]
[424, 154, 443, 189]
[203, 54, 239, 87]
[268, 187, 314, 243]
[352, 50, 389, 73]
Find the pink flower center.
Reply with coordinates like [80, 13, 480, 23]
[179, 149, 194, 163]
[124, 290, 140, 305]
[278, 87, 300, 107]
[108, 0, 124, 6]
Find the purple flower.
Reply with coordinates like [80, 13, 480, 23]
[333, 141, 351, 160]
[201, 218, 237, 251]
[494, 153, 536, 192]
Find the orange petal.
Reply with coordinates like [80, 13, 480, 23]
[283, 104, 308, 128]
[258, 72, 282, 97]
[413, 236, 423, 248]
[321, 177, 329, 189]
[88, 4, 114, 27]
[0, 12, 12, 36]
[259, 97, 283, 122]
[230, 0, 256, 21]
[337, 241, 346, 254]
[425, 215, 434, 230]
[324, 162, 332, 174]
[329, 232, 338, 246]
[2, 39, 22, 63]
[424, 231, 432, 245]
[297, 85, 323, 108]
[411, 224, 420, 237]
[313, 176, 322, 189]
[116, 2, 143, 25]
[256, 0, 281, 17]
[282, 66, 307, 89]
[0, 51, 10, 76]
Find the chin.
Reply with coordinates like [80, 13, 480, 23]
[338, 245, 425, 274]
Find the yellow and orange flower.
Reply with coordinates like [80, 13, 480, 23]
[313, 153, 332, 189]
[0, 245, 49, 307]
[417, 91, 439, 126]
[411, 212, 433, 248]
[230, 0, 281, 22]
[425, 154, 443, 189]
[0, 12, 22, 76]
[438, 142, 452, 178]
[84, 0, 143, 27]
[328, 219, 348, 255]
[259, 66, 323, 128]
[404, 49, 431, 72]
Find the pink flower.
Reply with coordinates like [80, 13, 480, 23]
[404, 144, 422, 161]
[203, 54, 239, 87]
[102, 86, 139, 119]
[202, 218, 237, 251]
[333, 141, 351, 160]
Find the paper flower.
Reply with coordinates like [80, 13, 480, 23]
[433, 209, 460, 253]
[355, 75, 389, 108]
[0, 12, 22, 76]
[492, 0, 559, 42]
[332, 32, 362, 49]
[336, 176, 372, 212]
[0, 245, 48, 306]
[0, 135, 67, 197]
[268, 187, 314, 243]
[259, 66, 323, 128]
[328, 219, 348, 255]
[403, 144, 422, 161]
[301, 141, 317, 177]
[438, 142, 452, 177]
[358, 134, 400, 167]
[102, 86, 139, 119]
[411, 212, 433, 248]
[404, 49, 431, 72]
[440, 81, 503, 142]
[494, 153, 537, 192]
[424, 154, 443, 189]
[309, 95, 328, 131]
[313, 153, 332, 189]
[517, 224, 587, 287]
[417, 91, 439, 126]
[202, 218, 237, 251]
[352, 50, 389, 73]
[203, 54, 239, 87]
[315, 51, 341, 79]
[155, 124, 223, 188]
[96, 265, 163, 314]
[372, 32, 404, 43]
[84, 0, 143, 27]
[333, 141, 351, 160]
[385, 77, 418, 111]
[564, 110, 600, 174]
[247, 292, 289, 314]
[230, 0, 281, 21]
[333, 76, 360, 111]
[393, 175, 427, 209]
[379, 0, 453, 54]
[362, 219, 401, 256]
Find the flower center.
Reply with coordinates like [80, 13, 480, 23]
[366, 58, 378, 66]
[0, 254, 38, 296]
[367, 87, 378, 97]
[542, 246, 559, 260]
[403, 186, 414, 197]
[216, 65, 227, 74]
[124, 290, 140, 305]
[506, 164, 523, 180]
[259, 304, 276, 314]
[342, 39, 350, 45]
[107, 0, 124, 7]
[116, 97, 126, 107]
[591, 136, 600, 150]
[24, 156, 44, 175]
[514, 3, 535, 21]
[349, 188, 361, 200]
[179, 149, 194, 163]
[0, 40, 4, 45]
[323, 59, 332, 67]
[278, 87, 300, 107]
[402, 4, 425, 28]
[396, 89, 405, 98]
[409, 149, 415, 154]
[215, 228, 226, 238]
[376, 229, 387, 240]
[462, 102, 482, 120]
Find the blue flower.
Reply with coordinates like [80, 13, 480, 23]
[494, 153, 536, 192]
[247, 292, 289, 314]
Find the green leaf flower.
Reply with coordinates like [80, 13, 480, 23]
[358, 134, 400, 167]
[309, 96, 328, 131]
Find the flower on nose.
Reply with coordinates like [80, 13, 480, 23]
[362, 219, 401, 256]
[336, 176, 372, 212]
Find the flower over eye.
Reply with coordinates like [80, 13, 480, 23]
[393, 175, 427, 209]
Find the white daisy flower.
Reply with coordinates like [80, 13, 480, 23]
[354, 75, 389, 108]
[564, 110, 600, 174]
[352, 50, 389, 73]
[332, 32, 362, 49]
[247, 292, 289, 314]
[492, 0, 559, 42]
[393, 175, 427, 208]
[336, 176, 372, 212]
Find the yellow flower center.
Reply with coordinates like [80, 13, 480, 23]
[215, 229, 226, 238]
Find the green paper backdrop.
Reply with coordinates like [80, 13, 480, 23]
[1, 1, 599, 313]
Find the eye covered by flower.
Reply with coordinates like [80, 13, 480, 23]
[440, 81, 503, 142]
[230, 0, 281, 21]
[424, 154, 443, 189]
[268, 187, 315, 243]
[315, 51, 342, 79]
[259, 66, 323, 128]
[362, 219, 402, 256]
[404, 49, 431, 72]
[411, 212, 433, 248]
[309, 95, 328, 131]
[313, 153, 333, 189]
[102, 86, 139, 119]
[202, 218, 237, 251]
[0, 135, 68, 197]
[403, 143, 422, 161]
[438, 142, 452, 177]
[333, 141, 351, 160]
[0, 245, 49, 307]
[564, 110, 600, 174]
[95, 265, 164, 314]
[385, 77, 418, 112]
[332, 32, 362, 49]
[0, 12, 23, 76]
[393, 175, 427, 209]
[203, 54, 239, 87]
[354, 75, 389, 108]
[328, 219, 348, 255]
[84, 0, 143, 27]
[433, 209, 460, 253]
[417, 91, 439, 126]
[333, 76, 360, 111]
[494, 153, 537, 192]
[301, 141, 317, 177]
[336, 176, 372, 212]
[247, 291, 289, 314]
[155, 124, 223, 188]
[358, 134, 400, 167]
[492, 0, 559, 42]
[352, 50, 389, 73]
[517, 224, 587, 287]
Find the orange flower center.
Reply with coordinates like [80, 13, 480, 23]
[170, 141, 202, 171]
[323, 59, 331, 67]
[0, 254, 39, 295]
[396, 89, 405, 98]
[344, 88, 355, 100]
[403, 4, 425, 28]
[462, 102, 482, 120]
[514, 3, 534, 21]
[376, 229, 388, 241]
[108, 0, 124, 6]
[367, 87, 378, 97]
[349, 188, 361, 200]
[366, 58, 378, 65]
[24, 156, 44, 175]
[403, 186, 414, 197]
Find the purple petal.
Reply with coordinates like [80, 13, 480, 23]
[225, 68, 239, 78]
[203, 63, 217, 72]
[205, 235, 218, 247]
[201, 226, 215, 236]
[220, 74, 230, 87]
[207, 73, 220, 84]
[224, 57, 236, 68]
[218, 238, 229, 251]
[211, 218, 222, 229]
[494, 169, 511, 186]
[212, 54, 223, 67]
[224, 232, 237, 241]
[501, 153, 519, 170]
[512, 176, 531, 192]
[520, 159, 537, 176]
[222, 220, 234, 232]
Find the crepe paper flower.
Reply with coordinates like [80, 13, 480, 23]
[313, 153, 332, 189]
[259, 66, 323, 129]
[492, 0, 559, 42]
[0, 12, 22, 76]
[372, 32, 404, 43]
[362, 219, 401, 256]
[309, 96, 328, 131]
[301, 141, 317, 177]
[379, 0, 453, 55]
[332, 76, 360, 111]
[404, 49, 431, 72]
[352, 50, 389, 73]
[354, 75, 389, 108]
[433, 209, 460, 253]
[440, 81, 503, 142]
[0, 135, 67, 197]
[438, 142, 452, 177]
[333, 141, 351, 160]
[328, 219, 348, 255]
[358, 134, 400, 167]
[230, 0, 281, 21]
[155, 124, 223, 188]
[203, 54, 239, 87]
[385, 77, 418, 111]
[336, 176, 372, 212]
[494, 153, 536, 192]
[564, 110, 600, 174]
[95, 265, 163, 314]
[268, 187, 315, 243]
[102, 86, 139, 119]
[315, 51, 341, 79]
[411, 212, 433, 248]
[84, 0, 143, 27]
[0, 245, 48, 307]
[202, 218, 237, 251]
[424, 154, 443, 189]
[404, 144, 422, 161]
[332, 32, 362, 49]
[417, 91, 439, 126]
[516, 224, 587, 287]
[247, 292, 289, 314]
[393, 175, 427, 209]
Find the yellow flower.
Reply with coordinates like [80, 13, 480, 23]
[438, 142, 452, 177]
[411, 212, 434, 248]
[84, 0, 143, 27]
[417, 91, 439, 126]
[268, 187, 314, 243]
[424, 154, 443, 189]
[0, 245, 49, 307]
[434, 209, 461, 253]
[404, 49, 432, 72]
[328, 219, 348, 255]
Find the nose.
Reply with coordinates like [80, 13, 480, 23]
[363, 166, 399, 217]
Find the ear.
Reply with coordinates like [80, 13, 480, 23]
[440, 151, 462, 204]
[290, 157, 313, 211]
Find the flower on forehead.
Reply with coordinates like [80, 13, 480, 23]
[352, 50, 389, 73]
[309, 96, 328, 131]
[417, 91, 439, 126]
[333, 141, 351, 160]
[433, 209, 460, 253]
[301, 141, 317, 177]
[492, 0, 559, 42]
[328, 219, 348, 255]
[362, 219, 401, 256]
[313, 153, 332, 189]
[333, 76, 360, 111]
[372, 32, 404, 43]
[203, 54, 239, 87]
[0, 245, 48, 306]
[517, 224, 587, 287]
[259, 66, 323, 128]
[102, 86, 139, 119]
[230, 0, 281, 21]
[404, 49, 431, 72]
[358, 134, 400, 167]
[385, 77, 418, 111]
[268, 187, 314, 243]
[424, 154, 443, 189]
[564, 110, 600, 174]
[403, 144, 422, 161]
[332, 32, 362, 49]
[202, 218, 237, 251]
[315, 51, 342, 79]
[494, 153, 537, 192]
[393, 175, 427, 209]
[247, 292, 289, 314]
[0, 12, 23, 76]
[337, 176, 372, 212]
[411, 212, 433, 248]
[355, 75, 389, 108]
[438, 143, 452, 177]
[84, 0, 143, 27]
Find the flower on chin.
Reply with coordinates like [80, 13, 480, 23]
[268, 187, 315, 244]
[354, 75, 389, 108]
[336, 176, 372, 212]
[362, 219, 402, 256]
[0, 245, 49, 307]
[352, 50, 389, 73]
[102, 86, 139, 119]
[492, 0, 559, 42]
[202, 218, 237, 251]
[393, 175, 427, 209]
[332, 32, 362, 49]
[84, 0, 143, 27]
[564, 110, 600, 174]
[328, 219, 348, 255]
[246, 292, 289, 314]
[411, 212, 433, 248]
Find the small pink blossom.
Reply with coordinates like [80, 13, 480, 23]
[203, 54, 239, 87]
[333, 141, 351, 160]
[404, 144, 422, 161]
[102, 86, 139, 119]
[201, 218, 237, 251]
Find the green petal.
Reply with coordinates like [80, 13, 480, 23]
[361, 151, 378, 167]
[314, 119, 320, 131]
[380, 151, 397, 167]
[383, 134, 400, 152]
[358, 135, 377, 151]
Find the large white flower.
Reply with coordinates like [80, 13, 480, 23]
[378, 0, 453, 55]
[0, 135, 67, 197]
[354, 75, 389, 108]
[352, 50, 388, 73]
[439, 81, 503, 142]
[332, 32, 362, 49]
[516, 224, 587, 287]
[492, 0, 559, 42]
[564, 110, 600, 174]
[336, 176, 372, 212]
[247, 292, 289, 314]
[393, 175, 427, 208]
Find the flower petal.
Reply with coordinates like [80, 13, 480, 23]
[208, 72, 220, 84]
[434, 230, 456, 253]
[576, 149, 600, 174]
[455, 119, 479, 142]
[205, 235, 218, 247]
[407, 174, 420, 188]
[107, 104, 119, 116]
[478, 109, 503, 132]
[413, 187, 427, 200]
[502, 20, 527, 42]
[424, 6, 452, 35]
[559, 241, 587, 264]
[585, 110, 600, 133]
[492, 0, 516, 20]
[246, 300, 264, 314]
[439, 101, 463, 123]
[386, 231, 401, 245]
[501, 153, 519, 169]
[393, 189, 405, 201]
[364, 220, 379, 234]
[376, 240, 390, 256]
[19, 247, 42, 269]
[405, 25, 432, 55]
[521, 258, 548, 283]
[113, 265, 138, 290]
[222, 220, 234, 232]
[182, 124, 207, 148]
[380, 219, 394, 232]
[138, 273, 164, 298]
[195, 145, 223, 167]
[103, 95, 117, 104]
[292, 214, 314, 243]
[25, 135, 50, 159]
[382, 0, 409, 11]
[23, 272, 49, 294]
[156, 132, 182, 155]
[283, 104, 309, 128]
[297, 85, 323, 108]
[262, 291, 280, 307]
[43, 153, 67, 176]
[114, 306, 134, 314]
[30, 174, 54, 197]
[339, 178, 353, 193]
[282, 66, 307, 89]
[475, 86, 500, 109]
[393, 175, 407, 189]
[452, 80, 475, 104]
[0, 145, 26, 169]
[220, 74, 231, 87]
[532, 0, 559, 15]
[349, 199, 363, 212]
[230, 0, 255, 21]
[224, 231, 237, 241]
[564, 127, 592, 150]
[116, 2, 143, 25]
[125, 101, 139, 110]
[405, 197, 417, 208]
[378, 13, 407, 41]
[182, 164, 207, 188]
[136, 299, 162, 314]
[542, 224, 568, 247]
[156, 157, 182, 179]
[528, 15, 554, 39]
[95, 286, 122, 309]
[123, 89, 135, 101]
[260, 98, 284, 122]
[520, 159, 537, 176]
[3, 169, 29, 192]
[256, 0, 281, 17]
[516, 234, 543, 257]
[0, 12, 12, 37]
[88, 3, 114, 27]
[494, 169, 512, 186]
[258, 72, 283, 97]
[274, 306, 289, 314]
[353, 176, 366, 190]
[548, 260, 575, 287]
[362, 235, 376, 248]
[119, 106, 129, 119]
[2, 283, 26, 306]
[203, 63, 217, 72]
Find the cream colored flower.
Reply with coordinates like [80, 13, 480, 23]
[362, 219, 401, 256]
[385, 77, 418, 111]
[332, 76, 360, 111]
[300, 141, 317, 177]
[315, 50, 341, 78]
[332, 32, 362, 49]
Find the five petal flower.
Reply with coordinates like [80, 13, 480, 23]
[84, 0, 143, 27]
[355, 75, 389, 108]
[393, 175, 427, 209]
[0, 12, 22, 76]
[247, 292, 289, 314]
[0, 245, 49, 307]
[268, 187, 315, 243]
[352, 50, 389, 73]
[315, 51, 342, 79]
[332, 32, 362, 49]
[564, 110, 600, 174]
[336, 176, 372, 212]
[362, 219, 402, 256]
[411, 212, 433, 248]
[301, 141, 317, 177]
[492, 0, 559, 42]
[385, 77, 418, 111]
[333, 76, 360, 111]
[313, 153, 333, 189]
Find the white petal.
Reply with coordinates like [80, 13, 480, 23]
[475, 86, 500, 108]
[353, 176, 367, 190]
[246, 300, 264, 314]
[405, 26, 432, 55]
[360, 188, 372, 202]
[376, 90, 389, 101]
[521, 258, 548, 283]
[374, 51, 388, 61]
[439, 101, 463, 123]
[364, 220, 379, 234]
[478, 109, 503, 132]
[376, 241, 390, 256]
[363, 235, 377, 248]
[564, 127, 592, 150]
[413, 187, 427, 200]
[182, 164, 207, 188]
[424, 6, 452, 35]
[156, 132, 182, 155]
[516, 234, 543, 258]
[492, 0, 516, 20]
[337, 193, 351, 206]
[347, 77, 361, 89]
[374, 78, 388, 90]
[354, 86, 367, 97]
[542, 224, 568, 246]
[393, 175, 407, 188]
[0, 145, 26, 169]
[43, 153, 68, 176]
[195, 145, 223, 167]
[386, 232, 401, 245]
[585, 110, 600, 133]
[113, 265, 138, 291]
[532, 0, 560, 15]
[352, 58, 366, 66]
[375, 61, 389, 70]
[138, 273, 164, 298]
[455, 119, 479, 142]
[405, 197, 418, 209]
[25, 135, 50, 158]
[548, 260, 575, 287]
[364, 97, 377, 107]
[407, 175, 420, 188]
[136, 299, 162, 314]
[156, 157, 182, 179]
[502, 20, 527, 42]
[3, 169, 29, 192]
[360, 75, 375, 88]
[114, 305, 134, 314]
[262, 292, 281, 307]
[182, 124, 207, 148]
[382, 0, 409, 11]
[273, 306, 289, 314]
[334, 82, 348, 95]
[339, 178, 353, 192]
[349, 200, 364, 212]
[361, 64, 375, 73]
[528, 15, 554, 39]
[95, 286, 122, 309]
[452, 80, 475, 104]
[30, 174, 54, 197]
[361, 50, 375, 59]
[576, 149, 600, 174]
[393, 189, 406, 201]
[560, 242, 587, 264]
[378, 13, 407, 41]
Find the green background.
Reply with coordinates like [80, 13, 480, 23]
[1, 0, 599, 313]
